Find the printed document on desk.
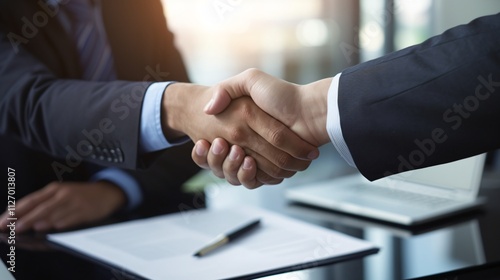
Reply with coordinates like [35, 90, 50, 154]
[48, 206, 378, 280]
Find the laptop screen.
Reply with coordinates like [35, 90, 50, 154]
[387, 154, 486, 191]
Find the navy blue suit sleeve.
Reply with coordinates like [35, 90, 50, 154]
[338, 13, 500, 180]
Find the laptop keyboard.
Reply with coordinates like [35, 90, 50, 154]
[349, 184, 456, 208]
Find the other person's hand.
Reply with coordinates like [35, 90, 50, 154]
[0, 181, 126, 233]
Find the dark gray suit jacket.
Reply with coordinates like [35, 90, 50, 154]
[0, 0, 200, 215]
[338, 13, 500, 180]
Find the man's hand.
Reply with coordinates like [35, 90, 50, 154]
[0, 181, 126, 233]
[193, 138, 257, 187]
[192, 69, 332, 187]
[205, 68, 332, 146]
[162, 82, 320, 188]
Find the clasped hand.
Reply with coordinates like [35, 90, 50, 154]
[179, 69, 332, 188]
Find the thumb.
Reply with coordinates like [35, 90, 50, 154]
[204, 70, 255, 115]
[203, 87, 233, 115]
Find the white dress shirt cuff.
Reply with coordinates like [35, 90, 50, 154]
[90, 168, 143, 211]
[140, 82, 189, 152]
[326, 73, 356, 167]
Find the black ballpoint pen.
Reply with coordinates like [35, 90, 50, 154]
[193, 219, 261, 257]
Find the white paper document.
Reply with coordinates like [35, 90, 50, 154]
[48, 206, 378, 279]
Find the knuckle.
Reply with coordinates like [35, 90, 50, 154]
[238, 101, 253, 119]
[227, 127, 246, 143]
[243, 68, 261, 79]
[268, 126, 287, 147]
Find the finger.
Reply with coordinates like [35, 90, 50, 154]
[0, 211, 9, 230]
[32, 220, 52, 232]
[192, 140, 211, 169]
[207, 138, 230, 179]
[256, 169, 284, 185]
[47, 200, 75, 225]
[33, 206, 74, 232]
[51, 207, 82, 231]
[222, 145, 246, 185]
[17, 195, 65, 233]
[219, 97, 309, 173]
[204, 139, 290, 184]
[14, 183, 60, 219]
[202, 137, 289, 184]
[251, 117, 319, 161]
[32, 187, 81, 232]
[248, 106, 319, 163]
[53, 215, 81, 230]
[237, 156, 262, 189]
[244, 148, 295, 179]
[1, 183, 59, 229]
[245, 105, 314, 171]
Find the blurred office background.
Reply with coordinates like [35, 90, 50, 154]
[162, 0, 498, 85]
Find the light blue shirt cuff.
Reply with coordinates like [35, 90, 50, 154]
[90, 168, 143, 211]
[140, 82, 189, 153]
[326, 73, 356, 167]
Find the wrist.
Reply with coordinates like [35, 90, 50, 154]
[162, 83, 212, 142]
[161, 83, 189, 140]
[299, 78, 331, 146]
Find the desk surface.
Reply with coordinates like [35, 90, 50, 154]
[2, 169, 500, 280]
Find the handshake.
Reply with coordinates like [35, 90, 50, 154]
[162, 69, 333, 189]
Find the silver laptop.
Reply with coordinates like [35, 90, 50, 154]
[286, 154, 486, 225]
